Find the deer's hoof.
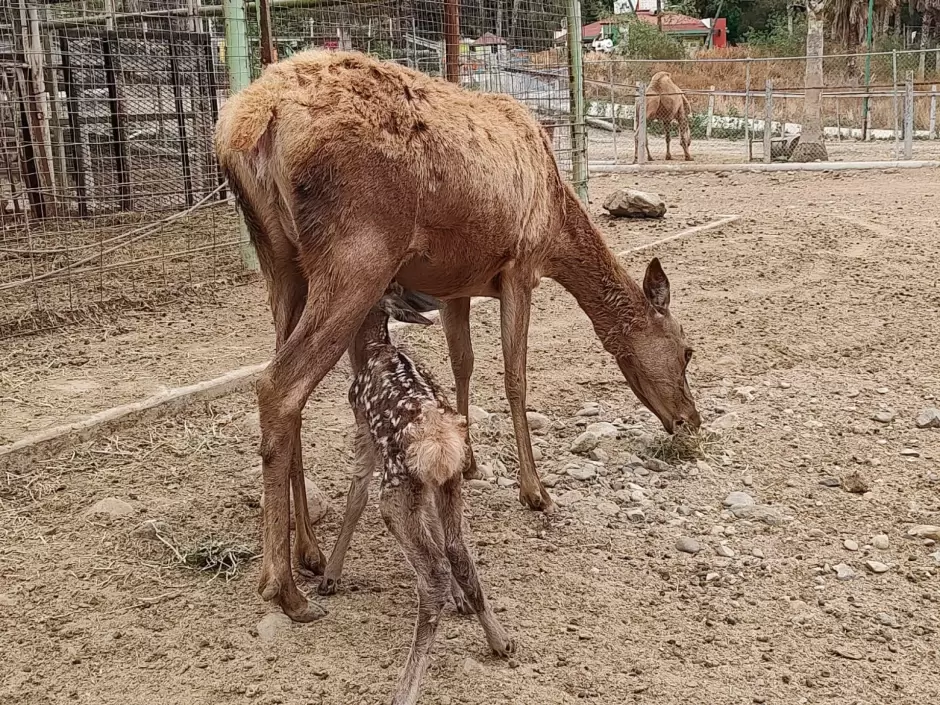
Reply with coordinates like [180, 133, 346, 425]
[284, 599, 328, 624]
[295, 548, 327, 579]
[489, 632, 516, 657]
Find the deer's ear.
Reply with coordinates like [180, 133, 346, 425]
[643, 257, 671, 313]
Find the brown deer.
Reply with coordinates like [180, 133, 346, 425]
[215, 50, 700, 622]
[635, 71, 694, 162]
[335, 286, 512, 705]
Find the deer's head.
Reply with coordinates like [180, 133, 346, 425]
[616, 258, 701, 434]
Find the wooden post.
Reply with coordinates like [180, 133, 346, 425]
[443, 0, 459, 83]
[743, 59, 751, 161]
[903, 71, 913, 160]
[257, 0, 277, 66]
[58, 34, 88, 218]
[930, 85, 937, 140]
[636, 81, 647, 165]
[836, 96, 841, 140]
[763, 79, 773, 163]
[15, 0, 58, 218]
[168, 41, 194, 207]
[706, 85, 715, 139]
[101, 32, 132, 211]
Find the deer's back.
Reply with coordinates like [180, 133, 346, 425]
[215, 50, 566, 263]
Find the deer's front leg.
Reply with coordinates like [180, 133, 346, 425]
[440, 297, 481, 480]
[498, 269, 555, 513]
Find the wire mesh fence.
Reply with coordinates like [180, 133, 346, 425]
[584, 49, 940, 166]
[0, 0, 584, 337]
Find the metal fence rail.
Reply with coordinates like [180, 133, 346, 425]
[0, 0, 586, 337]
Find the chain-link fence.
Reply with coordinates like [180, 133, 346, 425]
[584, 49, 940, 166]
[0, 0, 585, 337]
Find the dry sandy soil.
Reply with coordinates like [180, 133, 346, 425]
[2, 169, 939, 705]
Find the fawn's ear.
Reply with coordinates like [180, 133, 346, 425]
[380, 294, 437, 326]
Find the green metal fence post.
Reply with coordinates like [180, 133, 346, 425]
[862, 0, 873, 140]
[223, 0, 260, 271]
[566, 0, 588, 202]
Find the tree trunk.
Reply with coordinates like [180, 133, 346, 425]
[791, 1, 829, 161]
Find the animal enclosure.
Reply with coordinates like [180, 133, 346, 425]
[583, 49, 940, 165]
[0, 0, 581, 337]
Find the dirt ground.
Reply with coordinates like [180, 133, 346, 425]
[1, 169, 939, 705]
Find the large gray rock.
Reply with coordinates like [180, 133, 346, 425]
[602, 188, 667, 219]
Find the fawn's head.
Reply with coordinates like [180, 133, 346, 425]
[616, 258, 701, 434]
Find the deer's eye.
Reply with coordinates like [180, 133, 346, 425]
[684, 348, 694, 364]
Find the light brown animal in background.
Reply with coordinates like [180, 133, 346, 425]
[333, 287, 511, 705]
[635, 71, 693, 162]
[215, 50, 700, 622]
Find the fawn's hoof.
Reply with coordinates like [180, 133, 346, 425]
[317, 576, 339, 596]
[519, 489, 556, 514]
[295, 547, 327, 579]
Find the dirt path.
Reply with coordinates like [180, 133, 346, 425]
[1, 169, 939, 705]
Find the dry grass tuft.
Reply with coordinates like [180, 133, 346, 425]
[156, 530, 257, 581]
[646, 428, 722, 465]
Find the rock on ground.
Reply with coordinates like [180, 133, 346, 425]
[585, 422, 619, 439]
[602, 188, 667, 218]
[570, 432, 599, 454]
[256, 613, 294, 642]
[468, 405, 492, 424]
[85, 498, 134, 518]
[723, 492, 755, 507]
[676, 537, 702, 554]
[915, 408, 940, 429]
[556, 490, 584, 507]
[841, 471, 870, 494]
[907, 525, 940, 541]
[526, 412, 550, 431]
[567, 464, 598, 481]
[729, 503, 793, 526]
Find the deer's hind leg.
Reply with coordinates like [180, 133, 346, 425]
[678, 111, 693, 161]
[381, 481, 452, 705]
[664, 120, 674, 160]
[441, 297, 481, 480]
[435, 474, 514, 655]
[255, 207, 411, 622]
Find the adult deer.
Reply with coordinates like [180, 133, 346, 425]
[635, 71, 694, 162]
[215, 50, 701, 622]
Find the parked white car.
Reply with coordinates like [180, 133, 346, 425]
[592, 37, 614, 53]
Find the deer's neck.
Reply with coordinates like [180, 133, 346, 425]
[549, 190, 648, 356]
[349, 312, 392, 372]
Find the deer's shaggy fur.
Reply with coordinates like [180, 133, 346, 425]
[214, 50, 699, 623]
[638, 71, 693, 162]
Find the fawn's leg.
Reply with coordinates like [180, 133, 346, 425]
[499, 266, 554, 513]
[436, 475, 514, 655]
[319, 423, 376, 595]
[440, 297, 481, 480]
[381, 482, 451, 705]
[256, 218, 407, 622]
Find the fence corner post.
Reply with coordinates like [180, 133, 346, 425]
[763, 79, 773, 164]
[903, 71, 914, 160]
[635, 81, 647, 165]
[930, 84, 937, 140]
[565, 0, 588, 202]
[222, 0, 259, 271]
[706, 85, 715, 140]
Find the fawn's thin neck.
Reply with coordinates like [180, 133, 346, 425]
[549, 190, 648, 356]
[349, 311, 391, 371]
